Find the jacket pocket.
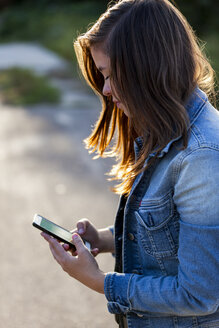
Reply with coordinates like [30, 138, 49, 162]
[135, 194, 179, 258]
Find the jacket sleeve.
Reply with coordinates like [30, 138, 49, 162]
[104, 148, 219, 316]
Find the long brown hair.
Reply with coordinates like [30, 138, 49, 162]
[74, 0, 215, 195]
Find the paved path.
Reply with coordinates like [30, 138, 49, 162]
[0, 43, 118, 328]
[0, 42, 68, 73]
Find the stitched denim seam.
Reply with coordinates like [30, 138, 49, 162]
[137, 224, 178, 258]
[127, 274, 135, 311]
[174, 146, 219, 184]
[200, 321, 219, 328]
[105, 273, 114, 302]
[191, 126, 204, 146]
[188, 92, 206, 126]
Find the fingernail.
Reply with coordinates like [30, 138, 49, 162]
[78, 228, 84, 234]
[72, 233, 79, 240]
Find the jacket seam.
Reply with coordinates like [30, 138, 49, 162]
[127, 274, 135, 311]
[105, 273, 114, 302]
[188, 94, 206, 127]
[174, 145, 219, 183]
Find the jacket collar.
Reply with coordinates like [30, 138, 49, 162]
[134, 88, 208, 160]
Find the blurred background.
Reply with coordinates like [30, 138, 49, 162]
[0, 1, 218, 327]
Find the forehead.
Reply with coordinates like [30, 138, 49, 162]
[90, 46, 110, 72]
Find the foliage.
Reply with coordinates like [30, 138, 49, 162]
[0, 2, 107, 62]
[0, 1, 217, 105]
[176, 0, 218, 35]
[0, 67, 61, 105]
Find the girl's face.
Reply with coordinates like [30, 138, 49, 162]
[90, 46, 128, 116]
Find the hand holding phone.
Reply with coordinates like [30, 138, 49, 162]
[33, 214, 91, 251]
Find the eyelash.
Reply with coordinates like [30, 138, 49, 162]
[105, 75, 110, 81]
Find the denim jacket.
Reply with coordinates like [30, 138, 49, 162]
[104, 88, 219, 328]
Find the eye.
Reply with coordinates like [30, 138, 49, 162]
[104, 75, 110, 81]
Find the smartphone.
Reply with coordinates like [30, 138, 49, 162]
[33, 214, 90, 251]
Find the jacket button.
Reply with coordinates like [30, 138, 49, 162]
[137, 314, 144, 318]
[128, 233, 135, 241]
[132, 269, 139, 274]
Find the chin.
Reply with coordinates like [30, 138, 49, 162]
[121, 108, 129, 117]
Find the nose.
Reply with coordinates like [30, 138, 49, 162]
[102, 79, 111, 97]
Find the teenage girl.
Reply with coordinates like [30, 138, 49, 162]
[42, 1, 219, 327]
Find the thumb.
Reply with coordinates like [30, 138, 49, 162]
[72, 233, 86, 254]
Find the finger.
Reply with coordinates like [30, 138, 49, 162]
[76, 219, 89, 235]
[41, 233, 61, 251]
[48, 237, 71, 265]
[41, 232, 52, 242]
[61, 242, 78, 256]
[66, 245, 78, 256]
[49, 237, 66, 255]
[62, 243, 70, 251]
[91, 248, 99, 257]
[70, 250, 78, 256]
[72, 233, 87, 254]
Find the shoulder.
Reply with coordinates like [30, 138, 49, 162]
[175, 95, 219, 169]
[190, 100, 219, 149]
[172, 98, 219, 225]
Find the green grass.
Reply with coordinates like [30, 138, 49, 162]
[0, 67, 61, 106]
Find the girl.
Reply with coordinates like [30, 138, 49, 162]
[41, 0, 219, 327]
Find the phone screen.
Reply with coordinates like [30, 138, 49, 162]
[33, 214, 90, 250]
[33, 214, 73, 244]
